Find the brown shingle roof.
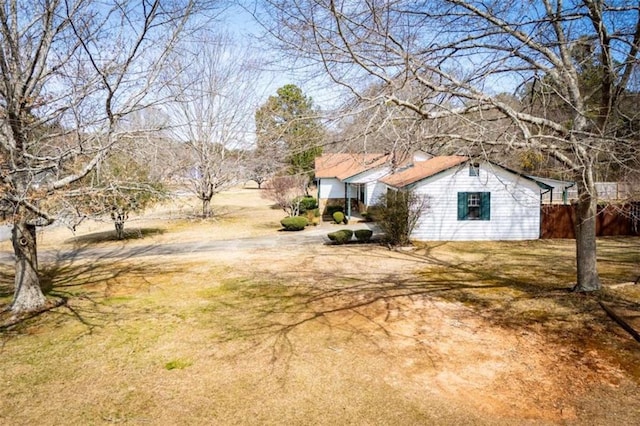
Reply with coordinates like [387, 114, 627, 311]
[314, 153, 391, 180]
[381, 156, 468, 188]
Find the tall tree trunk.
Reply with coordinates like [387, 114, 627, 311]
[11, 218, 46, 314]
[114, 220, 125, 240]
[111, 209, 127, 240]
[202, 198, 212, 218]
[573, 181, 602, 292]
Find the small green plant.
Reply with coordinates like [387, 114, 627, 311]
[296, 196, 318, 213]
[280, 216, 308, 231]
[327, 229, 353, 244]
[332, 211, 345, 224]
[354, 229, 373, 242]
[164, 359, 192, 370]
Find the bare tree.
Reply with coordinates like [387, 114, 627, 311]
[373, 189, 430, 246]
[330, 92, 455, 162]
[165, 32, 263, 217]
[258, 0, 640, 292]
[244, 145, 285, 188]
[0, 1, 209, 315]
[262, 174, 309, 217]
[61, 147, 167, 239]
[120, 107, 188, 184]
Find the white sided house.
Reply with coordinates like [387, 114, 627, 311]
[315, 153, 552, 241]
[383, 158, 551, 241]
[315, 153, 392, 217]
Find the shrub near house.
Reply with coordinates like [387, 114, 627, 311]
[277, 195, 319, 230]
[354, 229, 373, 242]
[332, 211, 346, 224]
[327, 228, 373, 244]
[327, 229, 353, 244]
[281, 216, 309, 231]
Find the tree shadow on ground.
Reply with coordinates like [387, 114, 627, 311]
[65, 227, 165, 244]
[0, 266, 13, 299]
[355, 240, 639, 344]
[202, 239, 640, 379]
[0, 238, 181, 334]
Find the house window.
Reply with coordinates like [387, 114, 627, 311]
[469, 163, 480, 176]
[458, 192, 490, 220]
[467, 193, 481, 219]
[358, 184, 365, 204]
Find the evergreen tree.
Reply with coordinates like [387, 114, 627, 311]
[255, 84, 324, 176]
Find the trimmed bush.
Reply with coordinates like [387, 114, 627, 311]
[327, 229, 353, 244]
[332, 211, 345, 224]
[280, 216, 308, 231]
[354, 229, 373, 242]
[296, 196, 318, 214]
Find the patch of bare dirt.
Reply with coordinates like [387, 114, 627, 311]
[201, 238, 639, 424]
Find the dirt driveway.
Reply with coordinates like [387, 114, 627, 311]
[0, 220, 376, 264]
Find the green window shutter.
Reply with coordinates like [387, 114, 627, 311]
[457, 192, 467, 220]
[481, 192, 491, 220]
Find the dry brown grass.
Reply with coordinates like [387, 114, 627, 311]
[1, 187, 639, 425]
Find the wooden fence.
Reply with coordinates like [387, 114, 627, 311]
[541, 203, 640, 239]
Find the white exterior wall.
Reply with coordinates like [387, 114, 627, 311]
[345, 166, 391, 207]
[318, 178, 345, 199]
[411, 163, 542, 241]
[366, 181, 387, 206]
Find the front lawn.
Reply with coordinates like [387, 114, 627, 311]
[1, 189, 639, 424]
